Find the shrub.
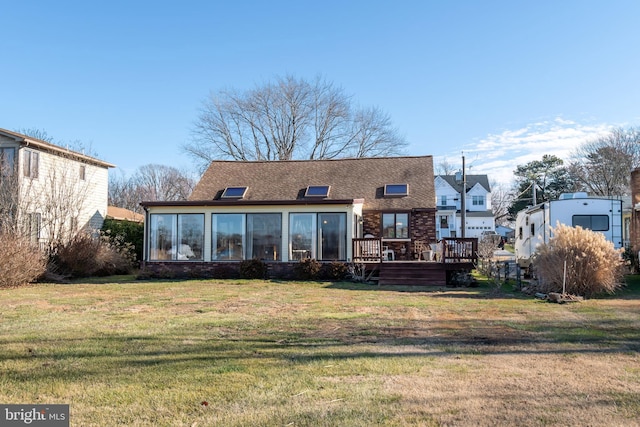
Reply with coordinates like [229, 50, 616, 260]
[294, 258, 322, 280]
[53, 231, 137, 278]
[533, 224, 624, 298]
[102, 218, 144, 262]
[476, 235, 500, 275]
[239, 259, 268, 279]
[321, 261, 349, 281]
[0, 232, 47, 288]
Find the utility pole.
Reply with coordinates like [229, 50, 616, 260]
[455, 154, 467, 238]
[461, 154, 466, 238]
[527, 173, 538, 206]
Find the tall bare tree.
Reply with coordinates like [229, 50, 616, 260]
[569, 127, 640, 196]
[434, 159, 457, 176]
[490, 181, 514, 224]
[109, 164, 196, 213]
[186, 75, 407, 170]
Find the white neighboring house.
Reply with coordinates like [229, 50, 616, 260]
[0, 128, 115, 250]
[434, 174, 495, 239]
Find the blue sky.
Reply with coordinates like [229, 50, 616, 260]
[2, 1, 640, 187]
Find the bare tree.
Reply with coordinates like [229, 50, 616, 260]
[109, 164, 196, 213]
[38, 162, 92, 250]
[0, 151, 96, 253]
[15, 128, 54, 142]
[135, 164, 195, 201]
[15, 128, 100, 158]
[490, 181, 514, 224]
[434, 159, 457, 176]
[570, 127, 640, 196]
[0, 151, 19, 235]
[108, 171, 145, 214]
[186, 75, 407, 171]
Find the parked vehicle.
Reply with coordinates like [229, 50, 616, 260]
[514, 193, 623, 272]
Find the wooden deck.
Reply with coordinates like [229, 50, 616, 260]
[352, 237, 477, 286]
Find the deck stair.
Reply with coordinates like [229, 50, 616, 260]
[378, 262, 446, 286]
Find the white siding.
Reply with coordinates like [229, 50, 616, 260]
[17, 145, 109, 245]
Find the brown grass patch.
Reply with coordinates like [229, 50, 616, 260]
[1, 279, 639, 426]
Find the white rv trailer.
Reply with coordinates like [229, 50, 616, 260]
[514, 193, 623, 271]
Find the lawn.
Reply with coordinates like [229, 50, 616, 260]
[1, 277, 639, 426]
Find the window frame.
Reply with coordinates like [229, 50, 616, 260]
[148, 213, 205, 261]
[383, 183, 409, 197]
[23, 150, 39, 179]
[212, 213, 246, 261]
[381, 212, 410, 240]
[0, 147, 16, 177]
[221, 186, 248, 199]
[305, 185, 330, 198]
[572, 214, 609, 232]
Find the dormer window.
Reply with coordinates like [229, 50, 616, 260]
[305, 185, 330, 198]
[221, 186, 248, 199]
[384, 184, 408, 197]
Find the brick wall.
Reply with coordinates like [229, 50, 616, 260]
[140, 261, 337, 281]
[362, 209, 437, 259]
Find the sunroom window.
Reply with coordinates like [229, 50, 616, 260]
[212, 213, 245, 260]
[289, 213, 347, 261]
[148, 213, 204, 261]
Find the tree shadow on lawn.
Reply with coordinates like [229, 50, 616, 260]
[324, 281, 529, 300]
[326, 277, 640, 301]
[2, 314, 638, 383]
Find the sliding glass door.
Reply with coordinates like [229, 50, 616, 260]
[318, 213, 346, 261]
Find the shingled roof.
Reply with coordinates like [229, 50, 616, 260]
[188, 156, 436, 211]
[437, 174, 491, 193]
[0, 128, 115, 168]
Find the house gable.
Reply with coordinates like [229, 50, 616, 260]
[434, 176, 459, 208]
[466, 182, 491, 211]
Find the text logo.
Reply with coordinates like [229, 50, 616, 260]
[1, 405, 69, 427]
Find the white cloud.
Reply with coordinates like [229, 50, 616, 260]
[436, 117, 614, 188]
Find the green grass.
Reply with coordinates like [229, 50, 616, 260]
[1, 277, 640, 426]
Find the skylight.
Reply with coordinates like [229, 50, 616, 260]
[384, 184, 409, 197]
[305, 185, 330, 197]
[221, 186, 248, 199]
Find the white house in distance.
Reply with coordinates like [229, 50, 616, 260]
[434, 174, 495, 239]
[0, 128, 115, 249]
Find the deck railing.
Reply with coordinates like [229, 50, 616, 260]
[352, 237, 384, 262]
[352, 237, 477, 264]
[440, 238, 477, 263]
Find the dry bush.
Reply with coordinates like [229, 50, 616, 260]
[0, 233, 47, 288]
[476, 235, 500, 275]
[54, 231, 136, 278]
[294, 258, 322, 280]
[534, 223, 624, 297]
